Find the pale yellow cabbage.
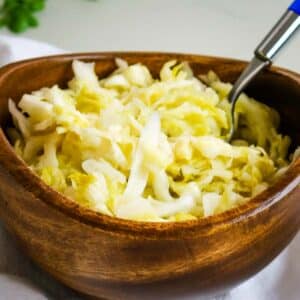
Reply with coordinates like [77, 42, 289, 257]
[7, 59, 292, 222]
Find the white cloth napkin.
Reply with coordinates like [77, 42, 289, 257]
[0, 35, 299, 300]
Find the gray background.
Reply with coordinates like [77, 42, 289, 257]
[3, 0, 300, 71]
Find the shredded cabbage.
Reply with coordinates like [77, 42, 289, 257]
[7, 59, 294, 222]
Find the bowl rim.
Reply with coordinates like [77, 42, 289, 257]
[0, 51, 299, 238]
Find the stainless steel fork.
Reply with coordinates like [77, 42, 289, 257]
[228, 0, 300, 141]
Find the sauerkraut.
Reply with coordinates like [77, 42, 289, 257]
[7, 59, 293, 221]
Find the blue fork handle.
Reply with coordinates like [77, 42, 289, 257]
[255, 2, 300, 61]
[289, 0, 300, 15]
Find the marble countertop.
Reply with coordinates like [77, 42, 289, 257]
[3, 0, 300, 72]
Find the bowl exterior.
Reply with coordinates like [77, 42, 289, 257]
[0, 53, 299, 299]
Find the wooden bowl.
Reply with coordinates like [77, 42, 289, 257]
[0, 52, 299, 300]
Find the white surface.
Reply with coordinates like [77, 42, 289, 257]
[0, 36, 64, 66]
[2, 0, 300, 72]
[0, 1, 300, 299]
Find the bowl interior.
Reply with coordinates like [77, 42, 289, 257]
[0, 53, 299, 148]
[0, 52, 299, 233]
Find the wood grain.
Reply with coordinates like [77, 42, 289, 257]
[0, 53, 299, 300]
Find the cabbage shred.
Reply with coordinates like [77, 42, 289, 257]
[8, 59, 291, 221]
